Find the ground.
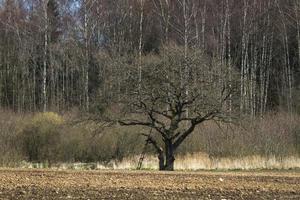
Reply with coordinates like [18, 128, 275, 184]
[0, 169, 299, 200]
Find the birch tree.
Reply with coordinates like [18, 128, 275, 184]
[277, 0, 293, 112]
[42, 0, 49, 112]
[295, 0, 300, 71]
[138, 0, 145, 93]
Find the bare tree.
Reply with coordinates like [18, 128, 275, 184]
[295, 0, 300, 74]
[138, 0, 145, 93]
[119, 46, 234, 170]
[42, 0, 49, 112]
[277, 0, 293, 113]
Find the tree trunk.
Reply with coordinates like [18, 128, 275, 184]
[201, 2, 206, 50]
[158, 151, 165, 170]
[138, 0, 144, 93]
[227, 0, 232, 114]
[42, 0, 49, 112]
[84, 0, 89, 111]
[240, 0, 248, 113]
[163, 140, 175, 171]
[183, 0, 190, 118]
[297, 2, 300, 70]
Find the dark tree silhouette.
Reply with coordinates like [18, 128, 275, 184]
[119, 47, 234, 170]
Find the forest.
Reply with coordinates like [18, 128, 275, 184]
[0, 0, 300, 169]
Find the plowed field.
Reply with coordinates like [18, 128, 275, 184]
[0, 169, 299, 199]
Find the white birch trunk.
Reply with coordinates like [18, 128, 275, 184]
[201, 2, 206, 50]
[277, 0, 292, 112]
[226, 0, 232, 113]
[240, 0, 248, 113]
[264, 34, 273, 112]
[84, 0, 89, 111]
[138, 0, 145, 94]
[295, 1, 300, 72]
[183, 0, 189, 117]
[42, 0, 49, 112]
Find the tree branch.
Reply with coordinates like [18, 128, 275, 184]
[119, 119, 168, 139]
[119, 120, 152, 127]
[142, 133, 163, 154]
[173, 110, 219, 149]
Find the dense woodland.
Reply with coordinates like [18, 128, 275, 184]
[0, 0, 299, 115]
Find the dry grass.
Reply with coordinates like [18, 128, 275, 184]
[181, 112, 300, 157]
[174, 153, 300, 170]
[112, 153, 300, 170]
[18, 153, 300, 171]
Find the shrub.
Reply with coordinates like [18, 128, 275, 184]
[0, 110, 23, 166]
[19, 112, 64, 164]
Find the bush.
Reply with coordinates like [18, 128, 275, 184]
[59, 124, 145, 163]
[0, 110, 23, 166]
[19, 112, 64, 164]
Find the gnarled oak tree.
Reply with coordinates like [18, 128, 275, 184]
[119, 46, 235, 171]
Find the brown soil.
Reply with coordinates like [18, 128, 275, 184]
[0, 169, 299, 199]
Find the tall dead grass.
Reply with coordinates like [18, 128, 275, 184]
[180, 112, 300, 157]
[94, 153, 300, 170]
[19, 153, 300, 170]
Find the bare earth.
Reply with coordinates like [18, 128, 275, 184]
[0, 169, 299, 200]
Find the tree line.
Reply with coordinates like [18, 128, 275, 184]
[0, 0, 299, 116]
